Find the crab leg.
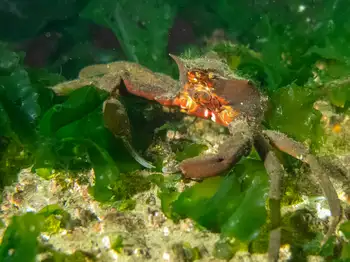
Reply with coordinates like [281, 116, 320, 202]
[254, 134, 284, 262]
[49, 72, 124, 96]
[78, 62, 126, 79]
[49, 78, 100, 96]
[263, 130, 342, 242]
[180, 118, 253, 178]
[103, 97, 155, 169]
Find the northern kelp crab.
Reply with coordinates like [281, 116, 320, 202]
[49, 53, 343, 261]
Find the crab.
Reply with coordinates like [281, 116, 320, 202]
[50, 53, 343, 261]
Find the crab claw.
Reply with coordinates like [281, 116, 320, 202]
[122, 62, 181, 106]
[122, 54, 193, 108]
[179, 120, 253, 178]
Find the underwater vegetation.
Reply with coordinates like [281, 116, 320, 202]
[0, 0, 350, 261]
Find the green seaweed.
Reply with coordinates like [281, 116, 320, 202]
[38, 86, 107, 137]
[0, 210, 97, 262]
[0, 44, 61, 191]
[303, 233, 337, 258]
[111, 235, 124, 254]
[0, 44, 20, 72]
[340, 221, 350, 240]
[86, 141, 120, 202]
[170, 159, 269, 242]
[0, 213, 44, 262]
[110, 172, 151, 201]
[339, 221, 350, 261]
[151, 173, 182, 220]
[80, 0, 177, 73]
[265, 84, 324, 149]
[0, 58, 40, 144]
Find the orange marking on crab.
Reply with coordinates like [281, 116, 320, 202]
[173, 69, 240, 126]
